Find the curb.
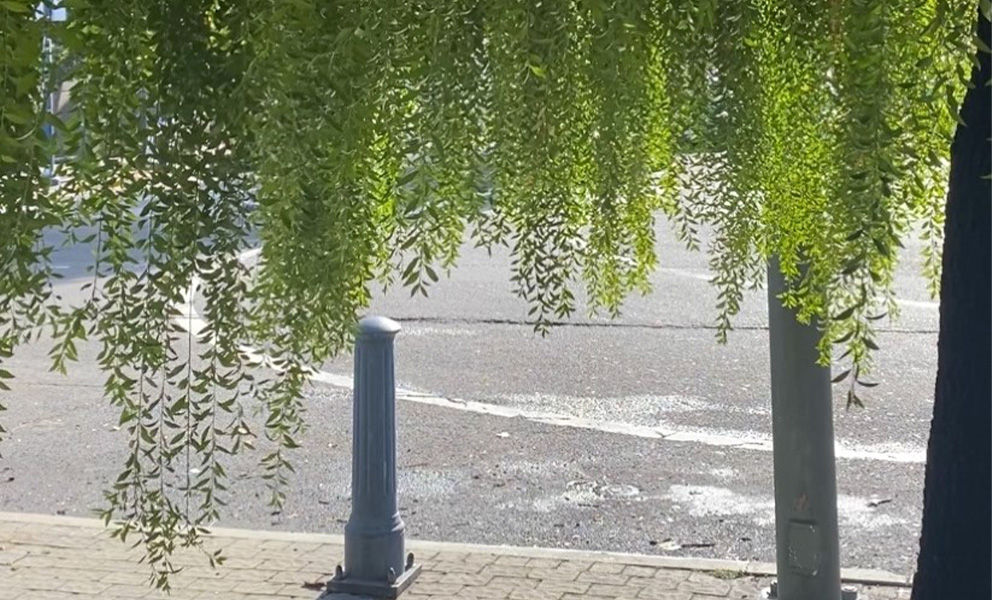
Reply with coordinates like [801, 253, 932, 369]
[0, 511, 912, 588]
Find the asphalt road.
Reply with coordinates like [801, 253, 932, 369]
[0, 218, 938, 577]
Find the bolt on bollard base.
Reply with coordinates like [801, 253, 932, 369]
[326, 554, 422, 599]
[325, 316, 421, 599]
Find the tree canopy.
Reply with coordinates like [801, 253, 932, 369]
[0, 0, 977, 586]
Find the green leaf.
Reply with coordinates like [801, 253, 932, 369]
[831, 369, 851, 383]
[833, 305, 857, 321]
[872, 237, 890, 258]
[833, 330, 856, 345]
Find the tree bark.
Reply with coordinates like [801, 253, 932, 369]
[911, 8, 991, 600]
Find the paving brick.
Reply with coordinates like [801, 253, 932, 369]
[102, 584, 153, 598]
[491, 575, 539, 590]
[439, 570, 495, 586]
[266, 569, 326, 585]
[577, 570, 631, 586]
[728, 579, 762, 598]
[284, 541, 325, 554]
[257, 539, 293, 551]
[508, 588, 565, 600]
[222, 568, 279, 582]
[143, 588, 203, 600]
[184, 577, 239, 592]
[0, 521, 27, 535]
[636, 590, 693, 600]
[301, 559, 339, 574]
[589, 562, 627, 575]
[413, 569, 444, 583]
[677, 572, 732, 596]
[587, 582, 637, 597]
[431, 560, 486, 574]
[101, 571, 154, 586]
[46, 567, 107, 582]
[57, 579, 111, 595]
[0, 550, 27, 566]
[493, 555, 532, 567]
[434, 551, 486, 563]
[465, 552, 501, 565]
[176, 566, 226, 580]
[527, 567, 581, 582]
[12, 592, 77, 600]
[189, 593, 246, 600]
[459, 585, 512, 599]
[8, 532, 96, 549]
[627, 576, 665, 589]
[13, 554, 126, 574]
[213, 556, 265, 570]
[214, 544, 260, 559]
[231, 580, 291, 595]
[269, 585, 321, 599]
[535, 579, 591, 595]
[653, 569, 691, 588]
[6, 570, 65, 591]
[623, 565, 659, 578]
[408, 581, 467, 595]
[250, 557, 311, 571]
[525, 558, 563, 569]
[482, 563, 533, 578]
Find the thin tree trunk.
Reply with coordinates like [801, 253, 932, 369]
[911, 8, 991, 600]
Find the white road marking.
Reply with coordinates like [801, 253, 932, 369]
[657, 266, 939, 310]
[173, 249, 926, 465]
[893, 298, 940, 309]
[663, 485, 908, 530]
[658, 267, 712, 282]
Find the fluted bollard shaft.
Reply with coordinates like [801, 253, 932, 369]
[328, 316, 420, 599]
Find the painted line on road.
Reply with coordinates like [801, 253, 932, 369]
[308, 371, 924, 464]
[658, 267, 713, 282]
[175, 249, 926, 465]
[893, 298, 939, 309]
[659, 266, 939, 310]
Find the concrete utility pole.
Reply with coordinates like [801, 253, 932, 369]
[764, 262, 853, 600]
[327, 316, 421, 599]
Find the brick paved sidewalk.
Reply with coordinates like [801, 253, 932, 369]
[0, 512, 911, 600]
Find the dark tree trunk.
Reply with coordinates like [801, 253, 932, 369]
[911, 8, 991, 600]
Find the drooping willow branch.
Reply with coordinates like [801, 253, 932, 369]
[0, 0, 974, 586]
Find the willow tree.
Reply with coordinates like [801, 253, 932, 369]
[0, 0, 982, 593]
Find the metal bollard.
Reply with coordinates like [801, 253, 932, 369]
[327, 316, 421, 598]
[761, 261, 844, 600]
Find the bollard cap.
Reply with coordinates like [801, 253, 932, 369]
[357, 316, 401, 339]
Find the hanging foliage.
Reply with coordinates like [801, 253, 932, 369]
[0, 0, 975, 586]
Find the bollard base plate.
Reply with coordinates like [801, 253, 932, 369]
[758, 583, 862, 600]
[325, 564, 422, 599]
